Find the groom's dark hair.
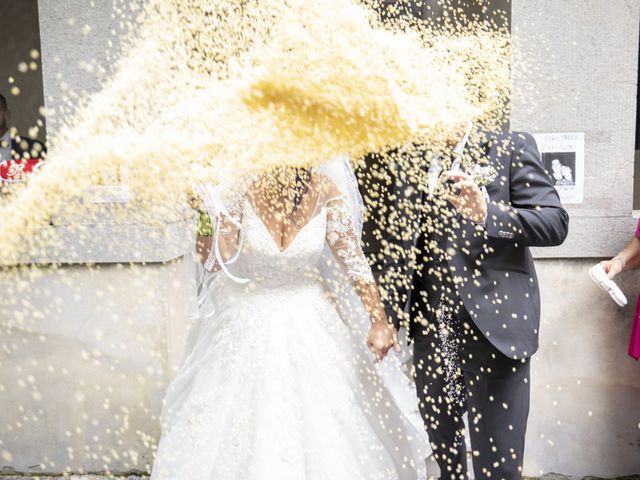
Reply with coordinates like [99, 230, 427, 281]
[0, 94, 7, 111]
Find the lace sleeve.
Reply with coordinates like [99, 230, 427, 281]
[325, 195, 375, 284]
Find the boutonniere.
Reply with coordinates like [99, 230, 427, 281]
[197, 208, 214, 236]
[467, 162, 497, 187]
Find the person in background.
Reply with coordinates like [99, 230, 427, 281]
[550, 158, 573, 186]
[0, 93, 47, 192]
[0, 93, 46, 163]
[600, 221, 640, 360]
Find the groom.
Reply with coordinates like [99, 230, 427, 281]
[371, 127, 569, 479]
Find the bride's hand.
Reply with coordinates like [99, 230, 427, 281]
[366, 321, 401, 363]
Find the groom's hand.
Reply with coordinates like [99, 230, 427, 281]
[441, 170, 488, 225]
[366, 321, 401, 363]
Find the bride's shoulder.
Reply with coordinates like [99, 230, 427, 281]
[310, 171, 344, 203]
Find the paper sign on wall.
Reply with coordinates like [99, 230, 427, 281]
[532, 132, 584, 204]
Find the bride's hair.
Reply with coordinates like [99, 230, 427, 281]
[291, 167, 312, 212]
[251, 165, 314, 219]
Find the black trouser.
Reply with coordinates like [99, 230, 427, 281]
[412, 304, 530, 480]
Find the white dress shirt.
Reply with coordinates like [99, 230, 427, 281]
[428, 122, 489, 225]
[427, 122, 471, 196]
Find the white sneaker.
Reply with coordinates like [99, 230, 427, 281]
[589, 263, 628, 307]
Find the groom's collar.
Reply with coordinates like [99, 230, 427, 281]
[452, 121, 473, 157]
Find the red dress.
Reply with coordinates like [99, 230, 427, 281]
[629, 220, 640, 360]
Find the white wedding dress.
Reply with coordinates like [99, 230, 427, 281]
[150, 171, 428, 480]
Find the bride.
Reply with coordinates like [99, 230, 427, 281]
[150, 156, 429, 479]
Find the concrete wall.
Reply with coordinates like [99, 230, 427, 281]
[511, 0, 640, 476]
[513, 0, 640, 258]
[527, 260, 640, 477]
[0, 1, 200, 475]
[37, 0, 140, 138]
[0, 256, 196, 474]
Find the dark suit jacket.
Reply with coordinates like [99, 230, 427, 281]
[9, 135, 47, 161]
[381, 130, 569, 359]
[1, 133, 47, 161]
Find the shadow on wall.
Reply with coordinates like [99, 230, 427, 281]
[526, 259, 640, 477]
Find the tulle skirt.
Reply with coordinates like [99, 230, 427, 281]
[150, 280, 428, 480]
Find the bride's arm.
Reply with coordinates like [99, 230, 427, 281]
[202, 214, 242, 271]
[325, 196, 401, 360]
[194, 190, 243, 272]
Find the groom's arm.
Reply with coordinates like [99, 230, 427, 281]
[484, 132, 569, 247]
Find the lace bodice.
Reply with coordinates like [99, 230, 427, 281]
[214, 194, 374, 288]
[200, 170, 375, 289]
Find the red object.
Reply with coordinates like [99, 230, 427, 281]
[629, 219, 640, 360]
[0, 158, 42, 182]
[630, 295, 640, 360]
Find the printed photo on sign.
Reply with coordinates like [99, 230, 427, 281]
[542, 152, 576, 187]
[532, 132, 584, 204]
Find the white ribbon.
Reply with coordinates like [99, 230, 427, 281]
[195, 183, 249, 284]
